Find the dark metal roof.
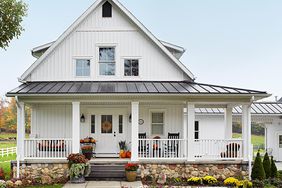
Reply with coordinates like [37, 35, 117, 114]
[7, 81, 268, 96]
[195, 102, 282, 115]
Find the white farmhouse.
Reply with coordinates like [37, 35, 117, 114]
[7, 0, 271, 180]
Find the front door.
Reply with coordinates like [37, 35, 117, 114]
[278, 134, 282, 161]
[90, 109, 127, 157]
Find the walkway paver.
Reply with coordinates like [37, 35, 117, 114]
[63, 181, 143, 188]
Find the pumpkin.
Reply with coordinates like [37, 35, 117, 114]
[119, 150, 125, 158]
[126, 151, 131, 158]
[120, 151, 127, 158]
[80, 139, 84, 143]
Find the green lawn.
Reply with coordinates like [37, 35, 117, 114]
[0, 154, 16, 179]
[233, 133, 264, 147]
[0, 142, 16, 149]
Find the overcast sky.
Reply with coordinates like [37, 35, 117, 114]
[0, 0, 281, 101]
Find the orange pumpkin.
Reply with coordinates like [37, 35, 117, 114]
[121, 151, 127, 158]
[126, 151, 131, 158]
[119, 150, 125, 158]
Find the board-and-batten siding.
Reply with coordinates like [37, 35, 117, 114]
[31, 105, 72, 138]
[27, 2, 187, 82]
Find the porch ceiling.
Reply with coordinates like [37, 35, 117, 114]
[7, 81, 269, 100]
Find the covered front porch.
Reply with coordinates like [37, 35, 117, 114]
[16, 98, 252, 162]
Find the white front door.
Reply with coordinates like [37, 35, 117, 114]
[278, 134, 282, 161]
[90, 109, 127, 157]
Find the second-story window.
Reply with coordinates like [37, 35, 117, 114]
[76, 59, 90, 77]
[99, 47, 115, 76]
[124, 59, 139, 76]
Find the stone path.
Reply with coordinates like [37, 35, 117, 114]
[63, 181, 143, 188]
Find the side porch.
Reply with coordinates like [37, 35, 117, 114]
[16, 97, 253, 163]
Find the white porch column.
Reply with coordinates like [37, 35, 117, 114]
[72, 102, 80, 153]
[183, 106, 187, 158]
[131, 102, 139, 161]
[224, 105, 233, 139]
[242, 104, 251, 161]
[187, 103, 195, 161]
[17, 102, 25, 160]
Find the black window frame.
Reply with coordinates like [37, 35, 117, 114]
[195, 121, 199, 139]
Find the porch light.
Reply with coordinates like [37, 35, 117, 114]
[80, 114, 85, 123]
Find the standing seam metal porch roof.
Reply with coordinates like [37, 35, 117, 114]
[7, 81, 268, 96]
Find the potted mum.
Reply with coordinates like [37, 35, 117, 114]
[81, 145, 93, 160]
[67, 153, 90, 183]
[125, 163, 139, 182]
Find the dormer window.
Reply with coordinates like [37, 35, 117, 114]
[102, 1, 112, 18]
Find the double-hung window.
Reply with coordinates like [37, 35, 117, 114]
[99, 47, 115, 76]
[151, 112, 164, 135]
[124, 59, 139, 76]
[75, 59, 90, 77]
[195, 121, 199, 139]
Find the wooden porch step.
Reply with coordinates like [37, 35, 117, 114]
[86, 163, 126, 181]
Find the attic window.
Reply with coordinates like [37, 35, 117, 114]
[102, 1, 112, 17]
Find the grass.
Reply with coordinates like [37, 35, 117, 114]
[0, 142, 16, 149]
[0, 154, 16, 180]
[233, 133, 264, 146]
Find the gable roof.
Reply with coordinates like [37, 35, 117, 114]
[20, 0, 194, 81]
[279, 97, 282, 102]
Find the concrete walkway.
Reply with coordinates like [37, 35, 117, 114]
[63, 181, 143, 188]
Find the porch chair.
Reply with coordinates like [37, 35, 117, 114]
[138, 133, 149, 157]
[165, 132, 180, 158]
[220, 143, 241, 158]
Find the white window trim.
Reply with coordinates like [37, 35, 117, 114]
[73, 57, 92, 78]
[149, 109, 166, 137]
[121, 57, 142, 79]
[97, 44, 118, 77]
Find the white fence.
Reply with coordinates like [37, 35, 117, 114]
[138, 139, 186, 159]
[194, 139, 243, 160]
[0, 147, 17, 157]
[24, 138, 72, 159]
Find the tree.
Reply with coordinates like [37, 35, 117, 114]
[270, 156, 277, 178]
[251, 151, 266, 180]
[263, 152, 271, 178]
[0, 0, 27, 49]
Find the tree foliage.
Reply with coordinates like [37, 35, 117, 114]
[0, 0, 27, 49]
[251, 151, 266, 180]
[270, 156, 278, 178]
[263, 152, 271, 179]
[0, 97, 30, 133]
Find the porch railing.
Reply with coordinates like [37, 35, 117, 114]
[138, 139, 186, 159]
[24, 138, 72, 159]
[194, 139, 243, 160]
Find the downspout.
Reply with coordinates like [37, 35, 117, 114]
[248, 96, 255, 180]
[15, 96, 20, 179]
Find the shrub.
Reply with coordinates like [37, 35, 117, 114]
[263, 152, 271, 178]
[236, 180, 253, 188]
[224, 177, 239, 187]
[187, 177, 202, 185]
[251, 151, 265, 180]
[251, 179, 264, 188]
[0, 180, 6, 188]
[270, 156, 277, 178]
[0, 168, 5, 180]
[202, 176, 218, 185]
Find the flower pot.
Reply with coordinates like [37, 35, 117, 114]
[125, 171, 137, 182]
[70, 175, 85, 184]
[82, 151, 92, 160]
